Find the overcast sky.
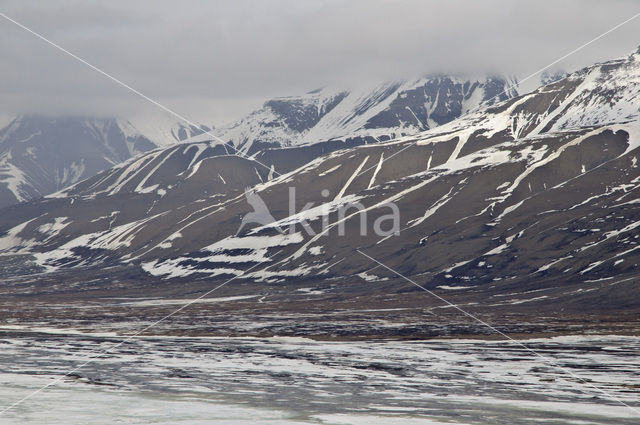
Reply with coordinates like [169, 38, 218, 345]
[1, 0, 639, 125]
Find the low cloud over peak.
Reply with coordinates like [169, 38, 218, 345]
[1, 0, 639, 124]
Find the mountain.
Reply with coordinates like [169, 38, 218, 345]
[0, 76, 514, 210]
[219, 76, 518, 154]
[2, 49, 640, 322]
[0, 115, 208, 209]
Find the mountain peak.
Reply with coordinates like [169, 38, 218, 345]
[220, 75, 518, 154]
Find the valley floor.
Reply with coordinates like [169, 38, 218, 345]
[1, 261, 638, 423]
[0, 261, 638, 341]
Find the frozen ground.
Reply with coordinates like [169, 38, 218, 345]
[0, 331, 638, 424]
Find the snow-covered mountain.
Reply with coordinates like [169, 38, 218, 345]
[0, 115, 209, 208]
[220, 76, 518, 153]
[2, 48, 640, 314]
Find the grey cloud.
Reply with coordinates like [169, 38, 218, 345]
[0, 0, 639, 123]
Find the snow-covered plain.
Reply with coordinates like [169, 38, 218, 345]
[0, 332, 638, 424]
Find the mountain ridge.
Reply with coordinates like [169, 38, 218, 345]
[219, 75, 518, 154]
[0, 75, 518, 209]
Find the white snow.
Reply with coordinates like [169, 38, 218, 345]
[318, 164, 342, 177]
[484, 243, 509, 256]
[334, 155, 369, 200]
[437, 285, 473, 290]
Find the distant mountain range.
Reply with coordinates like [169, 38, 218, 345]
[0, 75, 517, 208]
[1, 47, 639, 316]
[0, 115, 207, 208]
